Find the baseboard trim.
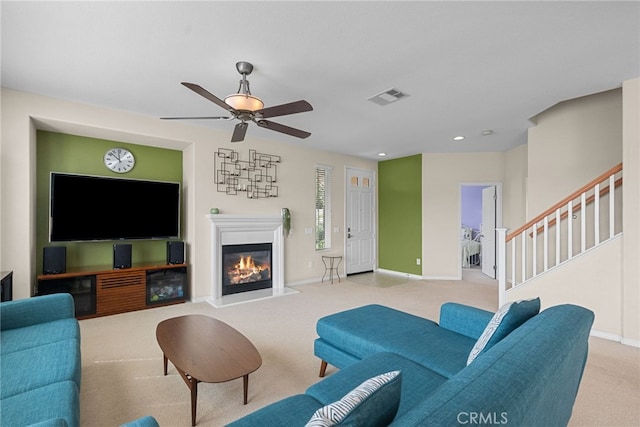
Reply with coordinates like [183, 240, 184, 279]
[422, 274, 460, 280]
[379, 265, 461, 280]
[590, 329, 640, 348]
[375, 268, 423, 280]
[590, 329, 621, 342]
[621, 337, 640, 348]
[287, 278, 323, 287]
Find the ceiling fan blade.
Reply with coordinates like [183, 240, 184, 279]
[256, 119, 311, 139]
[160, 116, 232, 120]
[231, 122, 249, 142]
[258, 100, 313, 119]
[181, 82, 233, 112]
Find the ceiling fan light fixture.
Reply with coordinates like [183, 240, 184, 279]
[225, 62, 264, 111]
[225, 94, 264, 112]
[168, 62, 312, 142]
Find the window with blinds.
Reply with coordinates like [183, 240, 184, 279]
[315, 165, 332, 250]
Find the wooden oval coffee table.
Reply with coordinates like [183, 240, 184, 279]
[156, 315, 262, 426]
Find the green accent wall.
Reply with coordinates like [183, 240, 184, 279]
[36, 131, 183, 272]
[378, 154, 422, 275]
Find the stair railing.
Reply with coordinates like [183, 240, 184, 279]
[498, 163, 623, 306]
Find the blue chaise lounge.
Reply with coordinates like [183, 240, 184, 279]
[228, 300, 594, 426]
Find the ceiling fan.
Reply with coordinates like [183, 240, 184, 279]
[162, 61, 313, 142]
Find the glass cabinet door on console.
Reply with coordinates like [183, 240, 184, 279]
[36, 275, 96, 317]
[146, 267, 188, 305]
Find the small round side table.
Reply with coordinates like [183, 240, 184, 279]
[321, 255, 342, 284]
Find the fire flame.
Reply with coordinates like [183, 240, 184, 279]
[228, 255, 270, 285]
[238, 255, 256, 271]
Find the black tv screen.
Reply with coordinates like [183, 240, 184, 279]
[50, 173, 181, 242]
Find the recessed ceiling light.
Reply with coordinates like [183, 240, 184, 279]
[481, 130, 494, 136]
[378, 152, 387, 157]
[453, 136, 465, 141]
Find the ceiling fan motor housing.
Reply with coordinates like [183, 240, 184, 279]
[236, 61, 254, 76]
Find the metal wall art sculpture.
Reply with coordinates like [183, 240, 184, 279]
[214, 148, 280, 198]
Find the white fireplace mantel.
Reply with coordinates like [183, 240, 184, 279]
[208, 214, 295, 307]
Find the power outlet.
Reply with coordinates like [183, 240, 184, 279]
[308, 261, 314, 268]
[416, 258, 421, 265]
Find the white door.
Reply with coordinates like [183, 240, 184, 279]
[345, 168, 375, 275]
[481, 186, 497, 278]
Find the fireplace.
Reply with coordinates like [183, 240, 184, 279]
[208, 213, 295, 307]
[222, 243, 272, 295]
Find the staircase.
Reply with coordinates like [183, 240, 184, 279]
[498, 163, 623, 306]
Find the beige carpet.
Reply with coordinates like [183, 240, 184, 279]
[78, 270, 639, 426]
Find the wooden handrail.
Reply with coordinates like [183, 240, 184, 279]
[506, 162, 623, 241]
[530, 177, 623, 236]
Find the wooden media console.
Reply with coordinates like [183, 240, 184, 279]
[37, 263, 188, 319]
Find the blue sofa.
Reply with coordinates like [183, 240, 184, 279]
[0, 293, 162, 427]
[228, 301, 594, 426]
[0, 293, 81, 427]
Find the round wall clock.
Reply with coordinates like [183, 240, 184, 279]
[104, 148, 135, 173]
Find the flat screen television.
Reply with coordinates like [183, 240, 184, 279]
[50, 172, 181, 242]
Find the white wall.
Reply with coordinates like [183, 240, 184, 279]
[0, 88, 376, 300]
[527, 89, 623, 217]
[508, 237, 623, 336]
[422, 152, 506, 280]
[503, 144, 528, 231]
[622, 77, 640, 346]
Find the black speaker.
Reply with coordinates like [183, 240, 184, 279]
[167, 241, 185, 264]
[113, 244, 132, 269]
[43, 246, 66, 274]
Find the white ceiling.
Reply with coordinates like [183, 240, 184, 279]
[2, 1, 639, 160]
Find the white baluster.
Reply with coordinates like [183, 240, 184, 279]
[581, 193, 586, 253]
[555, 208, 561, 266]
[609, 174, 615, 238]
[568, 200, 573, 259]
[511, 236, 516, 287]
[594, 183, 600, 246]
[543, 216, 549, 272]
[497, 228, 507, 307]
[532, 221, 537, 277]
[521, 230, 526, 283]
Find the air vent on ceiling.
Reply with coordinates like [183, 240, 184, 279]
[367, 88, 410, 106]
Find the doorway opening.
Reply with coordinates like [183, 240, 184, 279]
[460, 183, 502, 279]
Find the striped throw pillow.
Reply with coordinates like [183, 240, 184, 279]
[305, 370, 402, 427]
[467, 297, 541, 365]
